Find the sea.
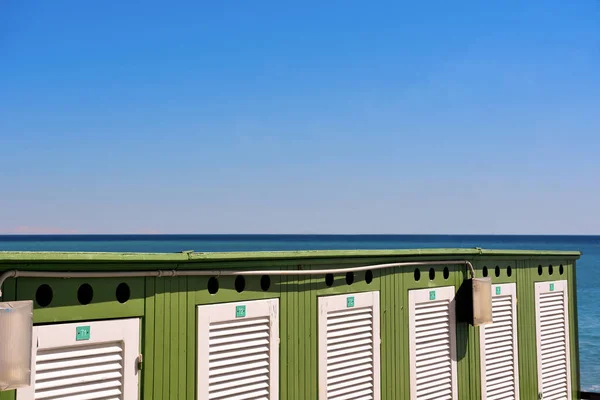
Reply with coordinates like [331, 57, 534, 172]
[0, 234, 598, 391]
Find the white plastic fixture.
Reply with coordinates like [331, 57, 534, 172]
[409, 286, 458, 400]
[535, 280, 571, 400]
[479, 283, 520, 400]
[17, 318, 141, 400]
[197, 298, 280, 400]
[0, 301, 33, 391]
[318, 291, 381, 400]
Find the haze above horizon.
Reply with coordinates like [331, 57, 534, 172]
[1, 1, 599, 235]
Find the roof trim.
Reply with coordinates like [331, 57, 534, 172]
[0, 248, 582, 262]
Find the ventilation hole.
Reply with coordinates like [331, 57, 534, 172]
[495, 266, 500, 278]
[559, 264, 564, 275]
[207, 277, 219, 294]
[77, 283, 94, 305]
[429, 268, 435, 281]
[443, 267, 449, 280]
[507, 266, 512, 277]
[538, 265, 543, 276]
[116, 283, 130, 304]
[260, 275, 271, 291]
[35, 284, 53, 307]
[549, 265, 554, 275]
[414, 268, 421, 281]
[345, 272, 354, 285]
[365, 270, 373, 284]
[482, 266, 488, 277]
[325, 274, 334, 287]
[235, 276, 246, 293]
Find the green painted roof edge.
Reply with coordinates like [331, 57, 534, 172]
[0, 248, 582, 262]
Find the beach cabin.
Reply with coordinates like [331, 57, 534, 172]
[0, 248, 582, 399]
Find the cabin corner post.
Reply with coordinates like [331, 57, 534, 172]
[569, 258, 581, 400]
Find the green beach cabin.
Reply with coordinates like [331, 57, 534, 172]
[0, 248, 582, 399]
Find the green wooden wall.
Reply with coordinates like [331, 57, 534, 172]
[0, 250, 581, 400]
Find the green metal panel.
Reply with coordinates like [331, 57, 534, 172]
[275, 262, 381, 400]
[511, 258, 580, 400]
[467, 258, 518, 400]
[0, 250, 582, 400]
[16, 277, 145, 323]
[476, 258, 518, 285]
[310, 264, 381, 399]
[191, 272, 282, 400]
[381, 266, 399, 400]
[515, 259, 537, 399]
[526, 259, 578, 399]
[400, 260, 465, 400]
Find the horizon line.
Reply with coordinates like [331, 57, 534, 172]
[1, 233, 600, 237]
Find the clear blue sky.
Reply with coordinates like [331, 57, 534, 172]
[1, 1, 599, 234]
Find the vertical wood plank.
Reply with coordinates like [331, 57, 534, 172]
[178, 277, 187, 400]
[143, 277, 156, 400]
[153, 277, 165, 400]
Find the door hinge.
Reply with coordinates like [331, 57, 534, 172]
[137, 354, 143, 371]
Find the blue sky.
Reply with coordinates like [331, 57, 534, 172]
[1, 1, 599, 234]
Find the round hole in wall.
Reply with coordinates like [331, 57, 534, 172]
[414, 269, 421, 281]
[345, 272, 354, 285]
[538, 265, 543, 276]
[559, 264, 564, 275]
[116, 282, 130, 304]
[207, 277, 219, 294]
[325, 274, 334, 287]
[507, 266, 512, 277]
[548, 265, 554, 275]
[443, 267, 449, 280]
[77, 283, 94, 305]
[35, 284, 53, 307]
[260, 275, 271, 291]
[429, 268, 435, 281]
[495, 266, 500, 278]
[482, 266, 488, 277]
[365, 270, 373, 284]
[235, 276, 246, 293]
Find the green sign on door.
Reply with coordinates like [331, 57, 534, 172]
[429, 291, 436, 301]
[347, 296, 355, 308]
[236, 305, 246, 318]
[76, 326, 90, 341]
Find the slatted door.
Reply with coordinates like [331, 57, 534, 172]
[408, 286, 457, 400]
[535, 280, 571, 400]
[480, 283, 520, 400]
[197, 299, 279, 400]
[318, 291, 380, 400]
[17, 318, 140, 400]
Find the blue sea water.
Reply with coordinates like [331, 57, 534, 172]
[1, 234, 598, 391]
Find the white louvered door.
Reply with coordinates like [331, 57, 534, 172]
[480, 283, 520, 400]
[408, 286, 457, 400]
[197, 299, 279, 400]
[318, 291, 380, 400]
[535, 280, 571, 400]
[17, 318, 140, 400]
